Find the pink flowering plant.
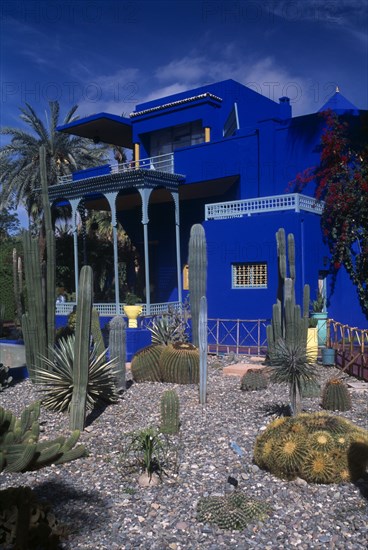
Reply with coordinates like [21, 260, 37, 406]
[290, 110, 368, 319]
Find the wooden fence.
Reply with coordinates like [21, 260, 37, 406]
[327, 319, 368, 381]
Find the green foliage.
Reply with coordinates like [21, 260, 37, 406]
[35, 334, 118, 412]
[0, 239, 16, 321]
[0, 363, 12, 390]
[321, 378, 352, 411]
[240, 369, 268, 391]
[130, 344, 164, 383]
[148, 310, 188, 345]
[253, 412, 368, 483]
[0, 486, 63, 549]
[120, 427, 168, 479]
[197, 492, 270, 530]
[0, 401, 86, 473]
[160, 342, 200, 384]
[160, 390, 180, 434]
[91, 308, 106, 360]
[124, 292, 142, 305]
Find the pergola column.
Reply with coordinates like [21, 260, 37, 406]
[138, 188, 153, 314]
[105, 192, 120, 316]
[70, 199, 80, 299]
[171, 191, 182, 306]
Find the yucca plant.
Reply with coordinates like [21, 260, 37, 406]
[148, 312, 188, 345]
[267, 339, 317, 415]
[36, 335, 118, 412]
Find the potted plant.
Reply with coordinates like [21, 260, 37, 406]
[123, 292, 143, 328]
[311, 290, 328, 346]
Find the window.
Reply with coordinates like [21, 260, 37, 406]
[232, 263, 267, 289]
[149, 121, 204, 157]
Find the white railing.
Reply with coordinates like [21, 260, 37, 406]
[205, 193, 324, 220]
[57, 153, 174, 184]
[56, 300, 181, 317]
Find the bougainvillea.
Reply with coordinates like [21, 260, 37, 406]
[290, 110, 368, 320]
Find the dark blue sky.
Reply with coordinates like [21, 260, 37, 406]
[1, 0, 367, 131]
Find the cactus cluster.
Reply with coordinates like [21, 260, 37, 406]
[0, 486, 62, 549]
[197, 492, 270, 530]
[160, 390, 180, 434]
[266, 228, 317, 415]
[240, 369, 268, 391]
[0, 363, 12, 391]
[131, 342, 200, 385]
[22, 146, 56, 383]
[0, 401, 86, 473]
[253, 412, 368, 483]
[321, 378, 352, 412]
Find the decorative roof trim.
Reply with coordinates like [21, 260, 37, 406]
[130, 92, 222, 118]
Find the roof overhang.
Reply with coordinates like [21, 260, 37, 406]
[56, 113, 133, 148]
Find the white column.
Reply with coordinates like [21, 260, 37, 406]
[105, 193, 120, 316]
[171, 191, 182, 305]
[70, 199, 80, 299]
[138, 188, 153, 314]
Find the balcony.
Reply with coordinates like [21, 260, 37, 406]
[205, 193, 324, 220]
[57, 153, 175, 184]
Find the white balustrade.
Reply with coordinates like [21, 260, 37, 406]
[205, 193, 324, 220]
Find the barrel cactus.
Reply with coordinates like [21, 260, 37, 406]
[253, 412, 368, 483]
[130, 345, 164, 382]
[160, 389, 180, 434]
[160, 342, 199, 384]
[197, 492, 270, 530]
[240, 369, 268, 391]
[321, 378, 352, 412]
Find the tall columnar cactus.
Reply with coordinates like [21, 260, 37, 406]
[267, 228, 315, 415]
[70, 265, 93, 431]
[109, 315, 127, 390]
[22, 146, 55, 381]
[199, 295, 208, 404]
[188, 224, 207, 347]
[12, 248, 23, 327]
[160, 389, 180, 434]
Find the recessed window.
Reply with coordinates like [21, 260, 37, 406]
[232, 263, 267, 289]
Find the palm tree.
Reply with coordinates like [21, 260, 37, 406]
[0, 101, 109, 221]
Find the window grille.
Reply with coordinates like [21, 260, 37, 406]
[232, 263, 267, 289]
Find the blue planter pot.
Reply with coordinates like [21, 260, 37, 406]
[311, 313, 328, 346]
[322, 347, 336, 366]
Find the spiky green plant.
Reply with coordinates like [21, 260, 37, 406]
[35, 335, 118, 412]
[321, 378, 352, 412]
[300, 377, 321, 398]
[109, 315, 126, 390]
[188, 224, 207, 347]
[267, 339, 317, 415]
[148, 315, 184, 345]
[240, 369, 268, 391]
[130, 344, 164, 383]
[197, 492, 270, 530]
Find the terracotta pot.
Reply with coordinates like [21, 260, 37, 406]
[138, 471, 161, 487]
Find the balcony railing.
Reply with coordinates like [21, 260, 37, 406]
[57, 153, 174, 184]
[205, 193, 324, 220]
[56, 301, 182, 317]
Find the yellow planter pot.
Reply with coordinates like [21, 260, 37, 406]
[123, 305, 143, 328]
[307, 328, 318, 362]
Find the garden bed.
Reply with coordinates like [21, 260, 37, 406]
[1, 358, 368, 549]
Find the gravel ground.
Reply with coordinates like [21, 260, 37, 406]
[1, 357, 368, 549]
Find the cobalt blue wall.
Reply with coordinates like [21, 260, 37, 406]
[203, 211, 327, 320]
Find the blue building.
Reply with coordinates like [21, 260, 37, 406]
[51, 79, 367, 330]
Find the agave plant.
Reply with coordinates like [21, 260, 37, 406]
[148, 310, 188, 345]
[267, 339, 317, 415]
[36, 335, 119, 412]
